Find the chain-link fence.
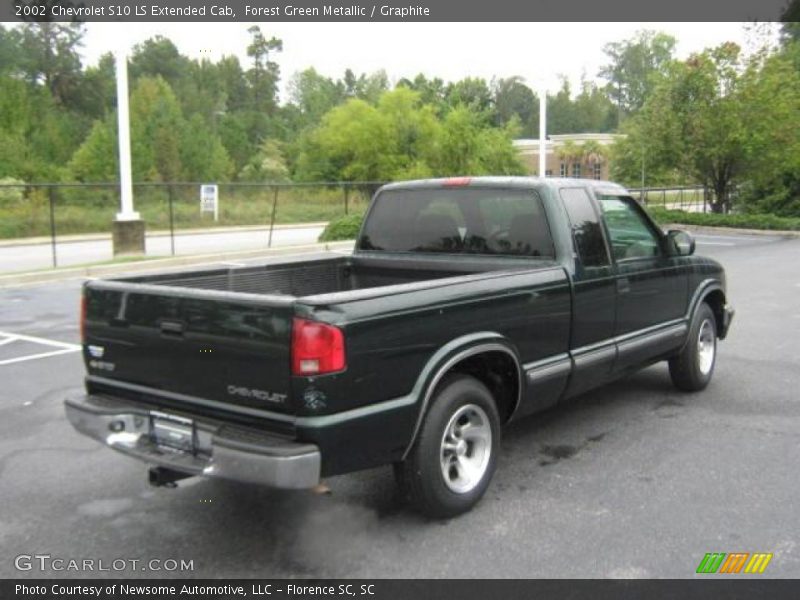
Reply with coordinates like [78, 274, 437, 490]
[0, 180, 719, 274]
[0, 182, 383, 273]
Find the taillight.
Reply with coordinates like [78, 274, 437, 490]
[291, 318, 346, 376]
[79, 293, 87, 343]
[443, 177, 471, 187]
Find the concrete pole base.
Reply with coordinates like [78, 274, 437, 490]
[112, 219, 146, 257]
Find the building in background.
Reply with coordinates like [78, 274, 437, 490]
[514, 133, 623, 180]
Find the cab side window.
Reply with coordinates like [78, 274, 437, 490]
[598, 196, 661, 261]
[560, 187, 610, 268]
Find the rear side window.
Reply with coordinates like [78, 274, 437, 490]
[359, 188, 555, 258]
[559, 187, 610, 267]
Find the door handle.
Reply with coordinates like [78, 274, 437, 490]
[617, 277, 631, 294]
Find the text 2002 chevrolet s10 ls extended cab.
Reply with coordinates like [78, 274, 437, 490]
[66, 177, 734, 517]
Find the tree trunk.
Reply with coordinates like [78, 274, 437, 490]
[710, 182, 728, 214]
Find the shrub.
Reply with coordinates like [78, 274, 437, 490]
[318, 213, 364, 242]
[647, 207, 800, 231]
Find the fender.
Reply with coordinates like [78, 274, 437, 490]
[686, 278, 726, 321]
[676, 278, 727, 352]
[400, 332, 523, 460]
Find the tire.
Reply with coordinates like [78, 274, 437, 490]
[669, 302, 717, 392]
[395, 374, 501, 518]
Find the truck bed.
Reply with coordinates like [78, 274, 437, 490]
[120, 254, 531, 298]
[83, 252, 561, 424]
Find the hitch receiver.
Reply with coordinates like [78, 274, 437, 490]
[148, 466, 193, 488]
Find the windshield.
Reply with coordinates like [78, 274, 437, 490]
[358, 187, 555, 258]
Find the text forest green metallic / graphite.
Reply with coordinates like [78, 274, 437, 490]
[67, 177, 733, 489]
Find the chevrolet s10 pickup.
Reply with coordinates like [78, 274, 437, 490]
[66, 177, 734, 517]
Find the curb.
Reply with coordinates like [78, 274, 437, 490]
[0, 222, 329, 248]
[0, 240, 355, 288]
[663, 223, 800, 238]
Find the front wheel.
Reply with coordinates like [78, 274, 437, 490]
[395, 374, 501, 518]
[669, 302, 717, 391]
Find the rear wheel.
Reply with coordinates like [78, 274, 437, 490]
[669, 302, 717, 391]
[395, 374, 500, 518]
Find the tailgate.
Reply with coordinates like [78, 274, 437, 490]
[82, 281, 295, 416]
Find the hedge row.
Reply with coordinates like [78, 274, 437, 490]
[647, 207, 800, 231]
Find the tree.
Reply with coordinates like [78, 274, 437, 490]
[129, 36, 189, 88]
[16, 22, 85, 107]
[492, 76, 538, 137]
[288, 68, 345, 126]
[342, 68, 389, 103]
[239, 139, 289, 182]
[397, 73, 448, 115]
[572, 78, 617, 132]
[781, 0, 800, 45]
[547, 78, 579, 134]
[0, 25, 22, 76]
[612, 43, 800, 213]
[599, 30, 676, 120]
[446, 77, 494, 114]
[293, 87, 523, 182]
[246, 26, 282, 114]
[69, 76, 232, 182]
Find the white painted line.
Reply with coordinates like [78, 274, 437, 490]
[0, 337, 17, 347]
[0, 347, 80, 366]
[694, 234, 775, 241]
[218, 262, 246, 267]
[0, 330, 80, 350]
[696, 241, 735, 246]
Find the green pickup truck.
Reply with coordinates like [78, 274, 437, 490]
[66, 177, 733, 517]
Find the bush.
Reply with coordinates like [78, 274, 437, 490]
[647, 207, 800, 231]
[0, 177, 25, 203]
[318, 213, 364, 242]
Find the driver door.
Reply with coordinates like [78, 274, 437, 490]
[596, 194, 689, 370]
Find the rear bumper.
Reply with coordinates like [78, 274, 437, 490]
[719, 303, 735, 340]
[64, 394, 320, 489]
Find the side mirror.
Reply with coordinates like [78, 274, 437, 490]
[667, 229, 695, 256]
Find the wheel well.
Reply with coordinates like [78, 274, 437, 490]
[446, 350, 520, 422]
[703, 290, 726, 336]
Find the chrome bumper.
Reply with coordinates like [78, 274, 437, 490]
[65, 395, 320, 489]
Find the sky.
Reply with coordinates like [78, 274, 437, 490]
[79, 22, 778, 102]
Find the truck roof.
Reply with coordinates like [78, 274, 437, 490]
[379, 176, 629, 194]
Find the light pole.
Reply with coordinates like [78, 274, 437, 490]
[112, 46, 145, 256]
[538, 83, 547, 178]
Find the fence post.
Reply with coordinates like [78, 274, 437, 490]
[168, 185, 176, 256]
[267, 186, 278, 248]
[344, 185, 349, 215]
[48, 186, 57, 268]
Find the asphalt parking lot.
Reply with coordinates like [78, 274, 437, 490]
[0, 231, 798, 579]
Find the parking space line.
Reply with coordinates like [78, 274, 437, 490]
[0, 330, 81, 366]
[0, 347, 80, 366]
[0, 330, 80, 350]
[693, 234, 771, 241]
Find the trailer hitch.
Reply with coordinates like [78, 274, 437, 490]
[148, 466, 192, 488]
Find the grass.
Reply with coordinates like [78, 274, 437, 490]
[0, 185, 371, 240]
